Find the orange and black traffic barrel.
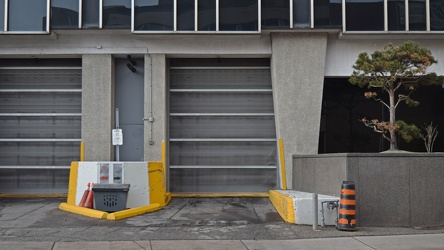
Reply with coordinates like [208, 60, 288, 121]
[337, 181, 357, 231]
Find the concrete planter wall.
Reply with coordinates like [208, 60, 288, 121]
[292, 153, 444, 227]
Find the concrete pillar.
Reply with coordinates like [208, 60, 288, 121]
[144, 54, 167, 162]
[271, 33, 328, 189]
[82, 55, 114, 161]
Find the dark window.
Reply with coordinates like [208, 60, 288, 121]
[319, 78, 444, 153]
[314, 0, 342, 28]
[261, 0, 290, 29]
[134, 0, 174, 31]
[388, 0, 405, 31]
[82, 0, 100, 28]
[177, 0, 195, 31]
[8, 0, 47, 31]
[409, 0, 426, 31]
[220, 0, 258, 31]
[346, 0, 384, 31]
[430, 0, 444, 31]
[103, 0, 131, 28]
[198, 0, 216, 31]
[294, 0, 311, 28]
[51, 0, 79, 29]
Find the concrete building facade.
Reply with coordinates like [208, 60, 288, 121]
[1, 0, 443, 194]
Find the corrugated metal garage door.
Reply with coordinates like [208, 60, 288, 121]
[169, 59, 277, 193]
[0, 59, 81, 194]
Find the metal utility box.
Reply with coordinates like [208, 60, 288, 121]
[92, 184, 130, 212]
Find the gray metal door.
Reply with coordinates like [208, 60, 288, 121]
[169, 59, 277, 193]
[114, 58, 144, 161]
[0, 59, 82, 194]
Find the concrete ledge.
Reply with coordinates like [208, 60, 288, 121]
[107, 203, 162, 221]
[269, 190, 338, 225]
[59, 203, 108, 219]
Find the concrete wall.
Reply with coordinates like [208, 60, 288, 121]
[293, 154, 347, 197]
[82, 55, 114, 161]
[271, 33, 328, 189]
[292, 153, 444, 227]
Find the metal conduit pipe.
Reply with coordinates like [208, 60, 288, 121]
[146, 47, 154, 145]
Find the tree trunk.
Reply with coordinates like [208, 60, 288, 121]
[389, 91, 397, 150]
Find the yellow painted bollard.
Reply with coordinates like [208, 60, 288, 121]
[148, 162, 171, 206]
[80, 142, 85, 161]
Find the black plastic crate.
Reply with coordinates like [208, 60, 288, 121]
[92, 184, 130, 212]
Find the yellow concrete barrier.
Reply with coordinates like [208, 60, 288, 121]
[269, 190, 295, 223]
[171, 193, 269, 198]
[67, 162, 79, 205]
[59, 203, 108, 219]
[148, 162, 171, 206]
[107, 203, 162, 221]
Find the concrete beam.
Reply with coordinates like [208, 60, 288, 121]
[0, 33, 271, 56]
[144, 54, 167, 162]
[82, 55, 114, 161]
[270, 32, 328, 189]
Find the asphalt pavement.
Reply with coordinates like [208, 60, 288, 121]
[1, 197, 444, 249]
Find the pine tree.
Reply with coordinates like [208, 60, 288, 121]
[349, 41, 443, 150]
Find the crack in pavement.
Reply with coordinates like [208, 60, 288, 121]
[352, 237, 378, 250]
[0, 204, 47, 222]
[134, 241, 149, 250]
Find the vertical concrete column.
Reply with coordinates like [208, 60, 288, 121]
[271, 33, 328, 189]
[82, 55, 114, 161]
[144, 54, 167, 162]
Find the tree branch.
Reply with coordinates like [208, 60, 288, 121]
[393, 81, 402, 92]
[362, 120, 384, 134]
[394, 89, 415, 109]
[372, 97, 390, 109]
[361, 118, 395, 144]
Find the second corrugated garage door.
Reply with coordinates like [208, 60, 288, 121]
[169, 59, 277, 193]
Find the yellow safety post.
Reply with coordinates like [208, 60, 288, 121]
[161, 140, 166, 175]
[279, 138, 287, 190]
[161, 140, 172, 203]
[148, 162, 171, 206]
[66, 162, 79, 205]
[80, 142, 85, 161]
